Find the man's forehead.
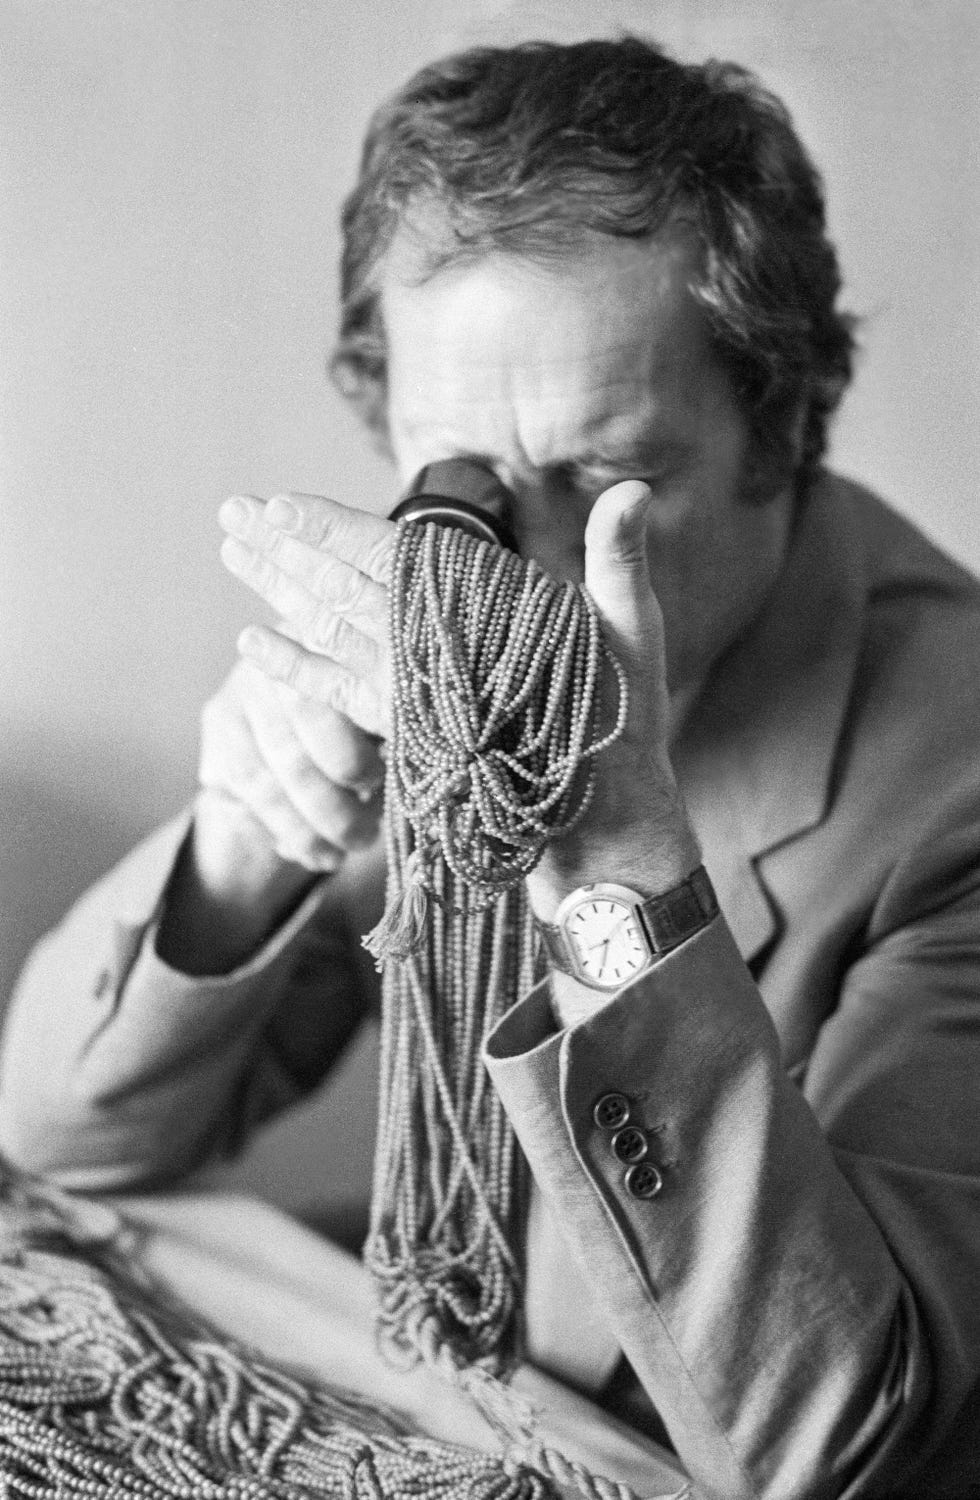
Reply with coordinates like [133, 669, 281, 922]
[380, 229, 716, 442]
[378, 231, 729, 477]
[383, 231, 708, 364]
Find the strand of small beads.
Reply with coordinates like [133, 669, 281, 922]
[0, 1160, 561, 1500]
[363, 521, 628, 1473]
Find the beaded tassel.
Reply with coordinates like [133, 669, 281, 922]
[364, 522, 627, 1413]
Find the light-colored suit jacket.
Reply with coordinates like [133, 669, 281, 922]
[3, 475, 979, 1499]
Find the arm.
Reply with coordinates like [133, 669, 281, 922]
[0, 659, 387, 1191]
[484, 490, 980, 1496]
[486, 881, 980, 1499]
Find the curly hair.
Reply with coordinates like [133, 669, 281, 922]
[331, 36, 856, 496]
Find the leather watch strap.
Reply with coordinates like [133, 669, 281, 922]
[537, 864, 719, 972]
[638, 863, 718, 954]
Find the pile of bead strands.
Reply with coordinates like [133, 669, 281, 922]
[0, 1162, 557, 1500]
[364, 522, 627, 1459]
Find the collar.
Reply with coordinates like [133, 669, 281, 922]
[672, 474, 867, 964]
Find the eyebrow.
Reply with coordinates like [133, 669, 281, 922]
[570, 438, 688, 471]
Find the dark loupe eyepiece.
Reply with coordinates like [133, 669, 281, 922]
[389, 459, 518, 554]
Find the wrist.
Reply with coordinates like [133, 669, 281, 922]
[534, 861, 717, 1025]
[157, 792, 321, 976]
[526, 816, 701, 924]
[191, 790, 315, 906]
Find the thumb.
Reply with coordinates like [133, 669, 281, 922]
[583, 480, 663, 662]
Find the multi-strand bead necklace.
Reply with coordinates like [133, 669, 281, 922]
[364, 520, 627, 1418]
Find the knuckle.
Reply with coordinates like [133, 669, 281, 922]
[329, 672, 356, 719]
[312, 553, 341, 597]
[325, 794, 361, 847]
[334, 572, 362, 617]
[311, 509, 338, 550]
[321, 793, 377, 852]
[366, 536, 394, 584]
[262, 527, 288, 565]
[331, 738, 375, 788]
[277, 651, 307, 694]
[243, 550, 274, 594]
[311, 607, 343, 656]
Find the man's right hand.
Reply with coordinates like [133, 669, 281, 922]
[156, 659, 385, 975]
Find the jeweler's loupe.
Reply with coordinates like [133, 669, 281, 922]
[390, 459, 518, 554]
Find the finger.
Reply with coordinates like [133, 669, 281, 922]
[233, 602, 384, 697]
[199, 695, 344, 871]
[284, 691, 386, 798]
[219, 492, 394, 584]
[583, 480, 664, 664]
[219, 496, 389, 643]
[220, 534, 389, 652]
[270, 620, 387, 792]
[238, 625, 390, 739]
[241, 672, 381, 850]
[243, 784, 346, 872]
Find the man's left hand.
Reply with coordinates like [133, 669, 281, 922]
[218, 492, 395, 740]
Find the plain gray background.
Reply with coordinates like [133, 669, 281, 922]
[2, 0, 978, 1212]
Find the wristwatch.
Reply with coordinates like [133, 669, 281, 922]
[535, 866, 718, 991]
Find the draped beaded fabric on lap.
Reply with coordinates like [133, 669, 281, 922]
[363, 520, 627, 1422]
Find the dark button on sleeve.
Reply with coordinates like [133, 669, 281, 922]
[593, 1092, 631, 1130]
[624, 1161, 664, 1200]
[611, 1125, 648, 1164]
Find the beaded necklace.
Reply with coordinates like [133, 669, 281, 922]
[363, 521, 627, 1440]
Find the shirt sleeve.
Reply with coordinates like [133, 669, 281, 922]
[0, 812, 384, 1191]
[484, 887, 980, 1500]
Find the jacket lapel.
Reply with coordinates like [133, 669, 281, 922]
[673, 476, 867, 966]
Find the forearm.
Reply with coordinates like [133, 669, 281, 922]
[156, 793, 318, 976]
[486, 920, 936, 1500]
[0, 814, 368, 1189]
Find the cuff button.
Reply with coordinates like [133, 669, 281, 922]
[611, 1125, 648, 1164]
[593, 1092, 631, 1130]
[624, 1161, 664, 1200]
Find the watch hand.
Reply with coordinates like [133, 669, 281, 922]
[586, 937, 612, 970]
[586, 917, 630, 953]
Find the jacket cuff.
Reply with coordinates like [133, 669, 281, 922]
[94, 809, 330, 1002]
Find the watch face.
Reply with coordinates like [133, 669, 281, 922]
[564, 894, 649, 988]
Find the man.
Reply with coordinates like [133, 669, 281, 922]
[2, 36, 979, 1500]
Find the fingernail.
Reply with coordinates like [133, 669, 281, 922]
[266, 495, 300, 533]
[219, 496, 250, 531]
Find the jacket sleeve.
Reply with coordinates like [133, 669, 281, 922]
[0, 812, 384, 1191]
[484, 879, 980, 1499]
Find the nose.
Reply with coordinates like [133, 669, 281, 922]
[510, 478, 590, 583]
